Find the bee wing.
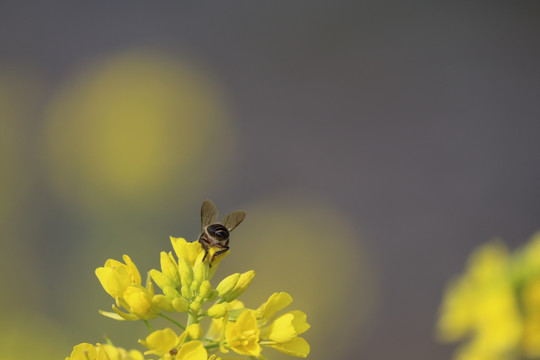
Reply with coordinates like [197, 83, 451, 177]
[222, 210, 246, 232]
[201, 199, 219, 229]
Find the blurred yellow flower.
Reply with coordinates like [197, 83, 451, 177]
[101, 344, 145, 360]
[66, 343, 110, 360]
[438, 232, 540, 360]
[43, 50, 234, 215]
[66, 343, 145, 360]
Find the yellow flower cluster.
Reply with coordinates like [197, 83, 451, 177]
[67, 236, 310, 359]
[437, 232, 540, 360]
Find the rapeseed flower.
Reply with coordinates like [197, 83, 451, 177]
[258, 293, 310, 358]
[95, 255, 141, 299]
[206, 292, 310, 358]
[437, 232, 540, 360]
[66, 343, 144, 360]
[139, 326, 207, 360]
[224, 310, 262, 356]
[96, 256, 165, 321]
[69, 201, 310, 359]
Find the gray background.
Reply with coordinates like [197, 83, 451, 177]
[1, 1, 539, 359]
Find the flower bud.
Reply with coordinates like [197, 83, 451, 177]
[193, 261, 208, 284]
[178, 258, 194, 288]
[172, 297, 189, 312]
[123, 285, 159, 319]
[207, 303, 227, 319]
[160, 252, 181, 288]
[190, 300, 201, 312]
[152, 294, 174, 313]
[207, 289, 218, 302]
[191, 280, 201, 294]
[149, 269, 175, 291]
[223, 270, 255, 302]
[186, 323, 203, 339]
[162, 286, 181, 299]
[199, 280, 212, 300]
[181, 284, 192, 299]
[217, 273, 240, 297]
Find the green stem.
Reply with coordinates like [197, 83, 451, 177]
[199, 337, 217, 342]
[187, 312, 198, 326]
[204, 343, 221, 350]
[143, 319, 154, 332]
[159, 313, 186, 331]
[103, 335, 114, 346]
[221, 311, 229, 342]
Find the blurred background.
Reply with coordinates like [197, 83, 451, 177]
[0, 2, 539, 359]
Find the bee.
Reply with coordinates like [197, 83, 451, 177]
[199, 199, 246, 263]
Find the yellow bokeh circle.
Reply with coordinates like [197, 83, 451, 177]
[44, 50, 233, 214]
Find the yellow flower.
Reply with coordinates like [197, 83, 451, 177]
[225, 310, 261, 357]
[95, 255, 141, 299]
[139, 327, 207, 360]
[206, 300, 245, 340]
[140, 328, 178, 357]
[260, 311, 310, 357]
[256, 292, 292, 323]
[255, 292, 310, 358]
[101, 344, 145, 360]
[149, 251, 181, 291]
[171, 237, 203, 268]
[99, 281, 165, 321]
[96, 253, 179, 320]
[437, 241, 522, 359]
[66, 343, 110, 360]
[174, 341, 207, 360]
[122, 284, 161, 319]
[521, 278, 540, 357]
[261, 311, 309, 343]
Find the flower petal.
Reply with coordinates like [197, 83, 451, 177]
[176, 340, 207, 360]
[268, 337, 310, 358]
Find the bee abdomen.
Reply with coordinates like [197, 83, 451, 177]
[207, 224, 229, 241]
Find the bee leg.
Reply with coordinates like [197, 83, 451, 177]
[213, 246, 229, 258]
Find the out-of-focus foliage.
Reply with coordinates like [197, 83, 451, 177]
[437, 232, 540, 360]
[0, 67, 45, 309]
[0, 311, 69, 360]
